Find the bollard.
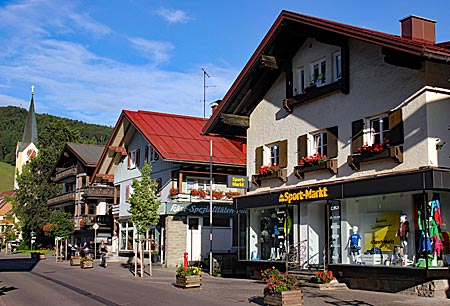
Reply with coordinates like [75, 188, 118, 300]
[184, 252, 188, 268]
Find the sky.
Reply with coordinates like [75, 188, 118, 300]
[0, 0, 449, 127]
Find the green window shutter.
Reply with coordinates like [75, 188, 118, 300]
[351, 119, 364, 154]
[297, 134, 308, 163]
[255, 146, 263, 170]
[326, 126, 338, 158]
[389, 109, 404, 146]
[279, 140, 288, 168]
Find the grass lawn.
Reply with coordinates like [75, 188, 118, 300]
[0, 161, 14, 193]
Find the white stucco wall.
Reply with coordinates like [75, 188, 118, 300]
[247, 38, 450, 192]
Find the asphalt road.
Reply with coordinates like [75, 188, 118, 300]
[0, 254, 448, 306]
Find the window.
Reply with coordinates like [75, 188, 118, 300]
[155, 178, 162, 196]
[333, 51, 342, 81]
[185, 177, 211, 193]
[128, 149, 140, 169]
[269, 144, 280, 166]
[203, 216, 230, 227]
[312, 131, 328, 156]
[311, 58, 326, 86]
[150, 147, 159, 162]
[255, 140, 288, 171]
[367, 114, 389, 145]
[125, 185, 133, 202]
[297, 66, 305, 94]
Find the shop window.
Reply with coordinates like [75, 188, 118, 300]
[127, 149, 140, 169]
[310, 58, 326, 86]
[203, 216, 230, 227]
[188, 218, 199, 230]
[255, 140, 288, 170]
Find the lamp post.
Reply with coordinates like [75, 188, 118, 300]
[30, 231, 36, 253]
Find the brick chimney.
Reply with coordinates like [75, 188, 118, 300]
[400, 15, 436, 44]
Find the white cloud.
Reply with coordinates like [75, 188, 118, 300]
[155, 7, 191, 24]
[128, 38, 174, 63]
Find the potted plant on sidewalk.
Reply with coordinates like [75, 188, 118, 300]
[175, 265, 202, 288]
[261, 267, 303, 306]
[80, 257, 93, 269]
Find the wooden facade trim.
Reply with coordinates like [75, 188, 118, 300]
[108, 146, 127, 155]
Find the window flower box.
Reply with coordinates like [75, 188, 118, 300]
[252, 168, 287, 187]
[294, 159, 338, 179]
[347, 146, 403, 171]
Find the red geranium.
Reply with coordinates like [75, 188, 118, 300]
[299, 152, 327, 167]
[257, 164, 279, 176]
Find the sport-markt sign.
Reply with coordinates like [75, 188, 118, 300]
[227, 175, 248, 189]
[166, 203, 247, 216]
[278, 187, 329, 204]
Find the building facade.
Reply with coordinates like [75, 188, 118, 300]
[92, 110, 246, 267]
[204, 11, 450, 293]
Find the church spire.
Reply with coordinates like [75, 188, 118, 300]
[20, 85, 38, 146]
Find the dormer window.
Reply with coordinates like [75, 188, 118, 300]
[127, 149, 140, 169]
[311, 58, 326, 87]
[333, 51, 342, 81]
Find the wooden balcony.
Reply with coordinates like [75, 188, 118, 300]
[53, 167, 77, 182]
[251, 169, 288, 187]
[294, 159, 338, 179]
[83, 186, 115, 199]
[347, 146, 403, 171]
[47, 191, 76, 206]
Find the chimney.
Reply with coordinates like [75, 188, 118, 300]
[210, 99, 221, 115]
[400, 15, 436, 44]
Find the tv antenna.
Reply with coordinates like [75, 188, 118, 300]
[202, 68, 216, 118]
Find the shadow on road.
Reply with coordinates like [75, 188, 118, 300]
[0, 281, 17, 296]
[0, 258, 39, 272]
[305, 290, 375, 306]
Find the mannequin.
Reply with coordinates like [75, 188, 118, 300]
[396, 214, 409, 259]
[347, 226, 362, 263]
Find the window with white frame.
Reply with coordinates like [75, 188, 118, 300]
[184, 176, 211, 193]
[311, 58, 326, 86]
[333, 51, 342, 81]
[312, 131, 328, 156]
[128, 149, 140, 169]
[150, 147, 159, 162]
[267, 143, 280, 166]
[367, 114, 390, 145]
[296, 66, 305, 94]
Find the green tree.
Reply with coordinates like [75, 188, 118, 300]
[48, 210, 75, 239]
[129, 162, 160, 277]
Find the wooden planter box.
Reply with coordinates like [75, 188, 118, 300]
[31, 252, 46, 260]
[294, 159, 338, 179]
[80, 260, 94, 269]
[251, 169, 287, 187]
[347, 146, 403, 171]
[176, 275, 202, 288]
[70, 256, 81, 266]
[264, 290, 304, 306]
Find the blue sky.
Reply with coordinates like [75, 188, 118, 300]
[0, 0, 449, 126]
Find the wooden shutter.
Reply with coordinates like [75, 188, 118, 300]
[255, 146, 263, 170]
[278, 140, 288, 168]
[389, 109, 404, 146]
[136, 149, 140, 167]
[326, 126, 338, 158]
[351, 119, 364, 154]
[297, 134, 307, 162]
[144, 146, 149, 162]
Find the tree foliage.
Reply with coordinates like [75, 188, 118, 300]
[48, 210, 75, 239]
[129, 162, 161, 235]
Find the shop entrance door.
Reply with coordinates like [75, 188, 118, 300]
[187, 217, 202, 262]
[300, 202, 326, 268]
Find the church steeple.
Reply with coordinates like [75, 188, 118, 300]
[19, 85, 38, 149]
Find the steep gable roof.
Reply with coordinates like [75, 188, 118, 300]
[203, 10, 450, 136]
[66, 143, 104, 166]
[17, 92, 37, 152]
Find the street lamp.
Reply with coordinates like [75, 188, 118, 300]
[30, 231, 36, 252]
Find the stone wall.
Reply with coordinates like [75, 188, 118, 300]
[165, 215, 187, 268]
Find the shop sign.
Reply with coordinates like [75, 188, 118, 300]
[363, 211, 400, 252]
[227, 175, 248, 188]
[166, 203, 247, 216]
[278, 187, 328, 204]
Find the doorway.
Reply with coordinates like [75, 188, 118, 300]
[187, 217, 202, 262]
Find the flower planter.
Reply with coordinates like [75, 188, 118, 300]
[294, 159, 338, 179]
[347, 146, 403, 171]
[251, 169, 287, 187]
[175, 275, 202, 288]
[80, 260, 93, 269]
[264, 290, 304, 306]
[70, 256, 81, 266]
[31, 252, 45, 260]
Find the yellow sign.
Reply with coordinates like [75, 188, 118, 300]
[278, 187, 328, 204]
[364, 211, 400, 252]
[227, 175, 248, 188]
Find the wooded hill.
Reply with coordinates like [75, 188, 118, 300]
[0, 106, 112, 165]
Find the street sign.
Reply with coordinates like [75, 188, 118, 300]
[92, 223, 99, 230]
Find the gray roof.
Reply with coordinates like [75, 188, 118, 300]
[66, 143, 105, 166]
[17, 94, 38, 152]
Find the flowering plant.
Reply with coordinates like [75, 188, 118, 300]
[314, 270, 335, 284]
[357, 138, 389, 154]
[169, 187, 179, 196]
[190, 189, 207, 198]
[225, 191, 241, 199]
[176, 265, 201, 277]
[212, 190, 224, 199]
[256, 164, 279, 176]
[261, 267, 298, 295]
[299, 152, 327, 167]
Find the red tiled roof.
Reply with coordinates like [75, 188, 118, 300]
[123, 110, 246, 166]
[0, 190, 15, 209]
[203, 10, 450, 135]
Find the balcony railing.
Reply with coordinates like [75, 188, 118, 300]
[75, 214, 113, 230]
[83, 186, 115, 199]
[47, 192, 76, 206]
[53, 167, 77, 182]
